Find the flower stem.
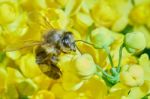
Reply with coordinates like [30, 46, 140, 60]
[117, 44, 124, 72]
[96, 65, 113, 79]
[131, 0, 135, 6]
[104, 46, 114, 68]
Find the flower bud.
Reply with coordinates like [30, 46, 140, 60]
[120, 65, 144, 87]
[125, 32, 146, 53]
[0, 2, 18, 24]
[90, 27, 114, 48]
[72, 54, 96, 79]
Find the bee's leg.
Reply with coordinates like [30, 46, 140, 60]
[50, 55, 59, 65]
[49, 48, 60, 65]
[35, 47, 47, 64]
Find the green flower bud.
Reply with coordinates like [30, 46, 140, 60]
[0, 2, 18, 24]
[125, 32, 146, 53]
[90, 27, 114, 48]
[72, 54, 96, 79]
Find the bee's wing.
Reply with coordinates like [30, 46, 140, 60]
[4, 40, 42, 52]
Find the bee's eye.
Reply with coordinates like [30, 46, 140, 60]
[62, 38, 70, 47]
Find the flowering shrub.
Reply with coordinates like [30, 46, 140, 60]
[0, 0, 150, 99]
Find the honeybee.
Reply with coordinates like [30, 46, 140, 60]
[5, 29, 76, 79]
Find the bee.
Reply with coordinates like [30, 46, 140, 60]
[5, 29, 76, 79]
[35, 30, 76, 79]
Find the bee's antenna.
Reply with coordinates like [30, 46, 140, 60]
[73, 40, 93, 54]
[75, 44, 82, 54]
[73, 40, 101, 51]
[74, 40, 95, 47]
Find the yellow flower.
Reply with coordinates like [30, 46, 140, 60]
[91, 0, 117, 27]
[0, 1, 18, 24]
[127, 81, 150, 99]
[58, 54, 84, 91]
[2, 12, 28, 44]
[129, 3, 150, 25]
[4, 12, 28, 37]
[78, 77, 107, 99]
[0, 0, 150, 98]
[120, 64, 144, 87]
[51, 77, 107, 99]
[58, 54, 97, 91]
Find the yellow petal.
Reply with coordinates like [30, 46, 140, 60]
[79, 77, 107, 99]
[7, 67, 24, 84]
[139, 54, 150, 81]
[0, 67, 7, 94]
[16, 53, 42, 78]
[17, 79, 38, 96]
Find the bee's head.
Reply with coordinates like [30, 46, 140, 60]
[59, 32, 76, 53]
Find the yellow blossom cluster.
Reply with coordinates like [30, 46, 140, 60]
[0, 0, 150, 99]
